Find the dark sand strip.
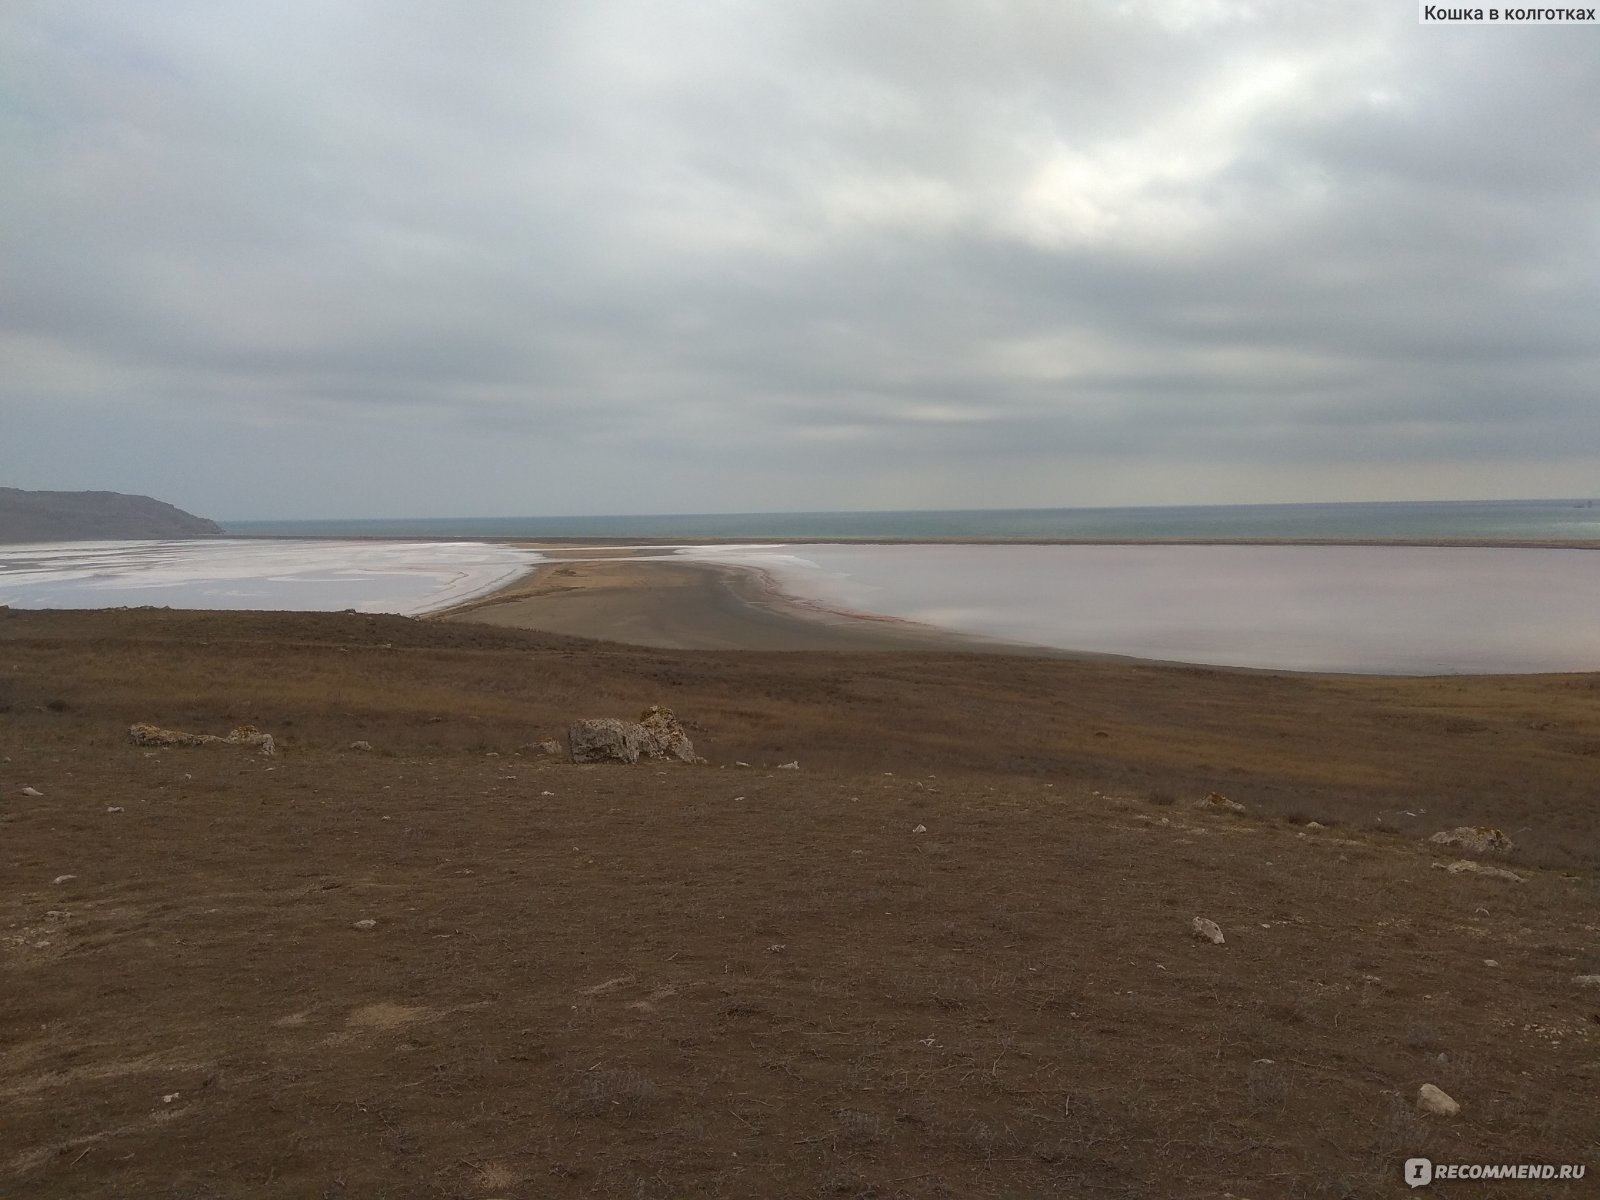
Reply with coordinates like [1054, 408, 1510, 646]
[439, 557, 1057, 653]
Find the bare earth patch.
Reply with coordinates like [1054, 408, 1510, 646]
[2, 607, 1598, 1197]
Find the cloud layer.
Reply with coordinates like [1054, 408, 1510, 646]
[4, 1, 1597, 518]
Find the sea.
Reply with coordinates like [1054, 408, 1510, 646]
[221, 498, 1600, 543]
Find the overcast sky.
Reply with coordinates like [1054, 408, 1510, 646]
[3, 2, 1597, 520]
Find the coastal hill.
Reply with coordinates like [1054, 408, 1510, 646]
[0, 487, 222, 543]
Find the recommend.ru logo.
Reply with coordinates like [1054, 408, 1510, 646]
[1405, 1157, 1588, 1186]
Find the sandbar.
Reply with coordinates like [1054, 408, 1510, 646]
[439, 556, 1059, 654]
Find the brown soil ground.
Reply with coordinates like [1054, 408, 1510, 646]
[3, 604, 1599, 1198]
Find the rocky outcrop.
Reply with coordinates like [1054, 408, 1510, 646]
[128, 723, 276, 756]
[638, 705, 703, 763]
[0, 488, 221, 542]
[1428, 826, 1514, 855]
[569, 718, 646, 764]
[568, 707, 703, 765]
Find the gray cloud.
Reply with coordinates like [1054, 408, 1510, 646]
[3, 0, 1598, 519]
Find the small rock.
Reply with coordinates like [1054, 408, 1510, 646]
[1417, 1083, 1459, 1116]
[540, 790, 555, 797]
[777, 761, 799, 770]
[1435, 859, 1524, 883]
[1483, 959, 1499, 967]
[231, 725, 279, 754]
[1429, 826, 1514, 855]
[538, 740, 562, 756]
[912, 824, 928, 834]
[353, 919, 378, 930]
[128, 722, 276, 756]
[766, 943, 786, 954]
[106, 806, 124, 813]
[349, 740, 374, 752]
[1305, 821, 1326, 830]
[21, 786, 43, 797]
[162, 1092, 180, 1104]
[1195, 791, 1245, 813]
[1573, 974, 1600, 987]
[1191, 917, 1226, 945]
[52, 874, 76, 885]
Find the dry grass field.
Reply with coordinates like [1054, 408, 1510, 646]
[3, 607, 1599, 1197]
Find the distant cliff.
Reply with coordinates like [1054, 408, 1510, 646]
[0, 488, 223, 543]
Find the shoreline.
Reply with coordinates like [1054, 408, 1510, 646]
[231, 532, 1600, 551]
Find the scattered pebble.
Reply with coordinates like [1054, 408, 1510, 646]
[353, 919, 378, 930]
[349, 740, 374, 752]
[1417, 1083, 1460, 1116]
[777, 761, 799, 770]
[1191, 917, 1226, 945]
[106, 806, 124, 813]
[540, 790, 555, 797]
[912, 824, 928, 834]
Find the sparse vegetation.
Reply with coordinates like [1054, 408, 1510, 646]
[1406, 1021, 1443, 1050]
[1, 608, 1598, 1197]
[559, 1066, 659, 1119]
